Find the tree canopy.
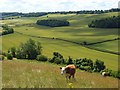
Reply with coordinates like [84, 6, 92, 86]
[36, 19, 70, 27]
[16, 39, 42, 59]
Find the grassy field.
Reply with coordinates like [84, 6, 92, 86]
[1, 12, 119, 88]
[2, 60, 119, 88]
[1, 32, 118, 70]
[90, 40, 119, 53]
[1, 12, 119, 71]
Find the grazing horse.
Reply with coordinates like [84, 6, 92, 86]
[60, 64, 76, 80]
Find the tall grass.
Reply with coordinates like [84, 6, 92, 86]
[2, 60, 119, 88]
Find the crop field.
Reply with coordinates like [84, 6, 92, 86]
[1, 12, 119, 88]
[2, 60, 119, 88]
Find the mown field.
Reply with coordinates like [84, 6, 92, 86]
[1, 12, 119, 88]
[2, 60, 119, 88]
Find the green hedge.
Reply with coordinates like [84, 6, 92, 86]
[36, 55, 48, 62]
[7, 53, 13, 60]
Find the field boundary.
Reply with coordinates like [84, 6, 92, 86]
[15, 31, 120, 55]
[87, 38, 119, 45]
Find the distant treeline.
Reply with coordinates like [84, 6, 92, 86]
[1, 12, 23, 18]
[1, 12, 47, 19]
[1, 25, 14, 35]
[1, 8, 120, 19]
[88, 16, 120, 28]
[48, 8, 120, 14]
[21, 12, 47, 17]
[36, 19, 70, 27]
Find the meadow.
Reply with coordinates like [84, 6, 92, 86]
[1, 12, 119, 70]
[2, 60, 119, 88]
[1, 12, 119, 88]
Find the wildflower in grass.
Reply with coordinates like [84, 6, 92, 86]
[68, 83, 74, 88]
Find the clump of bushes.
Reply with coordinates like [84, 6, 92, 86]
[75, 58, 93, 72]
[49, 52, 65, 64]
[54, 58, 63, 64]
[16, 39, 42, 60]
[2, 52, 7, 57]
[67, 56, 73, 65]
[7, 53, 13, 60]
[36, 19, 70, 27]
[5, 39, 42, 60]
[1, 25, 14, 35]
[75, 58, 106, 73]
[36, 55, 48, 62]
[93, 59, 106, 72]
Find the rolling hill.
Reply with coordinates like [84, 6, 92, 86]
[1, 12, 119, 71]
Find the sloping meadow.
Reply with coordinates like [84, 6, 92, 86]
[2, 60, 119, 88]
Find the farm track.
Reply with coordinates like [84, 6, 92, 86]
[15, 31, 120, 55]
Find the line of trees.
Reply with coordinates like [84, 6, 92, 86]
[88, 16, 120, 28]
[36, 19, 70, 27]
[1, 25, 14, 35]
[21, 13, 47, 17]
[47, 8, 120, 14]
[76, 8, 120, 14]
[1, 12, 47, 19]
[1, 8, 119, 20]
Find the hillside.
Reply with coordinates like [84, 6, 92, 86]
[2, 60, 119, 88]
[1, 12, 119, 71]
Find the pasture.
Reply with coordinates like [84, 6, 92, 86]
[1, 12, 119, 70]
[2, 32, 118, 70]
[1, 12, 119, 88]
[2, 60, 119, 88]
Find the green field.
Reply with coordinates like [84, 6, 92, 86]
[1, 12, 119, 70]
[1, 12, 119, 88]
[2, 60, 119, 88]
[2, 32, 118, 71]
[90, 40, 119, 53]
